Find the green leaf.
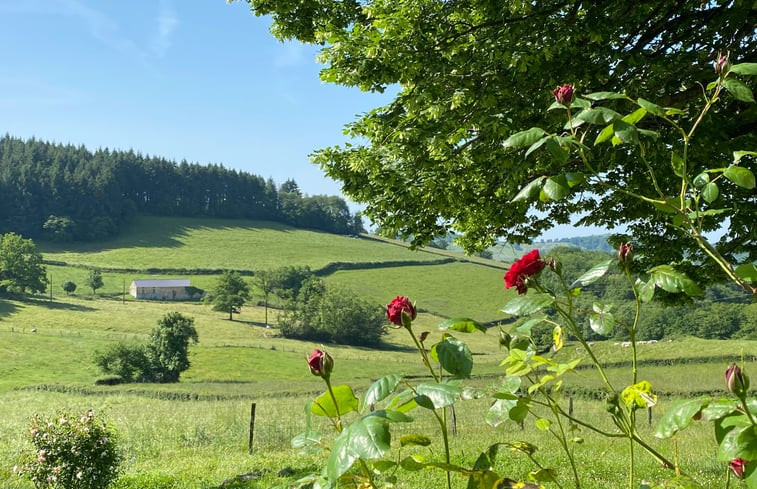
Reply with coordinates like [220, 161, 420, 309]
[499, 376, 522, 394]
[514, 316, 547, 337]
[367, 409, 413, 423]
[311, 384, 359, 417]
[637, 97, 666, 117]
[622, 107, 647, 125]
[552, 325, 564, 351]
[503, 127, 548, 150]
[292, 400, 322, 449]
[730, 63, 757, 75]
[648, 265, 703, 297]
[718, 424, 757, 462]
[512, 176, 546, 202]
[542, 174, 571, 201]
[415, 382, 461, 409]
[589, 302, 615, 336]
[362, 374, 403, 409]
[723, 78, 756, 103]
[693, 172, 710, 188]
[569, 97, 592, 109]
[438, 317, 486, 333]
[584, 91, 627, 100]
[734, 150, 757, 162]
[574, 107, 622, 124]
[486, 399, 517, 428]
[612, 119, 639, 145]
[570, 259, 614, 288]
[544, 136, 569, 164]
[637, 278, 655, 303]
[594, 123, 615, 145]
[723, 166, 756, 189]
[432, 335, 473, 378]
[529, 468, 557, 483]
[671, 152, 685, 178]
[565, 172, 585, 187]
[701, 182, 719, 203]
[524, 136, 550, 158]
[327, 416, 390, 482]
[535, 418, 551, 431]
[502, 293, 555, 316]
[735, 263, 757, 284]
[654, 398, 708, 438]
[700, 399, 738, 422]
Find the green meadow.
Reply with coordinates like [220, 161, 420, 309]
[1, 217, 755, 488]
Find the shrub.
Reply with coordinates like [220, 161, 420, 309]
[94, 343, 153, 382]
[61, 281, 77, 295]
[15, 409, 120, 489]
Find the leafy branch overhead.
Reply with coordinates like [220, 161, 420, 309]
[239, 0, 756, 288]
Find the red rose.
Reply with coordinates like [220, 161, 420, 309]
[504, 249, 545, 294]
[307, 349, 333, 378]
[386, 296, 416, 327]
[730, 458, 747, 479]
[726, 363, 749, 398]
[617, 242, 634, 263]
[552, 84, 574, 105]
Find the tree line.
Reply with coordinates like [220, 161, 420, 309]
[0, 135, 364, 241]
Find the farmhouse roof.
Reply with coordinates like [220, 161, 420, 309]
[131, 279, 191, 288]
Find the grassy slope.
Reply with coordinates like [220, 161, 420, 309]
[2, 216, 756, 488]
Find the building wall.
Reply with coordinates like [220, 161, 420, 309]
[131, 286, 197, 301]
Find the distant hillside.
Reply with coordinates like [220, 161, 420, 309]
[0, 135, 362, 242]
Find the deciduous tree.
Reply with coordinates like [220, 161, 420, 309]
[206, 270, 251, 320]
[0, 232, 46, 294]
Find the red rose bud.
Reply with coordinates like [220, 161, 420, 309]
[307, 349, 333, 378]
[618, 243, 634, 263]
[386, 296, 416, 327]
[553, 84, 574, 105]
[714, 54, 730, 75]
[504, 249, 546, 294]
[725, 363, 749, 397]
[730, 458, 747, 479]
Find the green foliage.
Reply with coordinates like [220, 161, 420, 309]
[85, 269, 104, 295]
[61, 281, 76, 295]
[94, 312, 198, 383]
[205, 270, 251, 320]
[16, 409, 120, 489]
[0, 232, 47, 294]
[146, 312, 199, 383]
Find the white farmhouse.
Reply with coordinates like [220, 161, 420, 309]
[129, 279, 204, 301]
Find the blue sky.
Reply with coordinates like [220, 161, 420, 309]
[0, 0, 391, 198]
[0, 0, 607, 240]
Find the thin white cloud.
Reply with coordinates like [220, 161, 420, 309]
[273, 42, 307, 68]
[153, 0, 178, 58]
[58, 0, 144, 59]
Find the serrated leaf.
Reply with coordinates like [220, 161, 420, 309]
[648, 265, 703, 296]
[542, 174, 571, 200]
[723, 166, 756, 189]
[502, 293, 554, 316]
[432, 335, 473, 378]
[415, 382, 461, 409]
[584, 91, 626, 100]
[438, 317, 486, 333]
[512, 176, 546, 202]
[570, 259, 614, 288]
[701, 182, 719, 203]
[362, 374, 403, 409]
[637, 97, 666, 117]
[723, 78, 756, 103]
[735, 263, 757, 284]
[312, 384, 359, 417]
[504, 127, 548, 150]
[730, 63, 757, 75]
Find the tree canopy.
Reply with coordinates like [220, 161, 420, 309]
[239, 0, 756, 287]
[0, 232, 46, 294]
[206, 270, 251, 320]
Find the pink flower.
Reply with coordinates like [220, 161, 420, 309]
[504, 250, 546, 294]
[552, 84, 574, 105]
[726, 363, 749, 397]
[307, 349, 333, 378]
[386, 296, 416, 327]
[618, 243, 634, 263]
[730, 458, 747, 479]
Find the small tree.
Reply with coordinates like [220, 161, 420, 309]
[0, 232, 47, 294]
[205, 270, 250, 320]
[253, 269, 275, 325]
[61, 281, 77, 295]
[86, 269, 103, 296]
[146, 312, 198, 383]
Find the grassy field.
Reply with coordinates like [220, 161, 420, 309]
[1, 218, 755, 488]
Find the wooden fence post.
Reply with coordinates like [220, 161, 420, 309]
[248, 403, 256, 454]
[648, 406, 652, 426]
